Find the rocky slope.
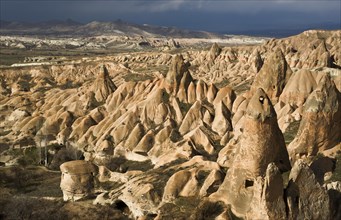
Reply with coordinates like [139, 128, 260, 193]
[0, 30, 340, 219]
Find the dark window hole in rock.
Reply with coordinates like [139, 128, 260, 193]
[259, 96, 264, 104]
[245, 179, 254, 188]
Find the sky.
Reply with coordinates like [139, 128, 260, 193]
[1, 0, 340, 34]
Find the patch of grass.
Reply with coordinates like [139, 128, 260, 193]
[4, 147, 41, 166]
[0, 195, 130, 220]
[3, 144, 72, 168]
[0, 196, 66, 220]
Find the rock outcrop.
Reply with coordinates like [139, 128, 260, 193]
[211, 88, 291, 218]
[60, 160, 98, 201]
[288, 74, 341, 161]
[164, 54, 191, 94]
[250, 49, 292, 103]
[207, 43, 222, 62]
[279, 69, 317, 106]
[92, 65, 117, 103]
[286, 160, 330, 220]
[303, 41, 332, 68]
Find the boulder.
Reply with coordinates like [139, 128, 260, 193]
[60, 160, 98, 201]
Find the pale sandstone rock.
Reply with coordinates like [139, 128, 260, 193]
[213, 85, 235, 111]
[245, 163, 286, 220]
[133, 130, 155, 154]
[187, 81, 196, 104]
[164, 54, 190, 94]
[211, 101, 232, 136]
[288, 74, 341, 161]
[184, 126, 215, 155]
[280, 69, 317, 106]
[211, 89, 290, 218]
[250, 49, 292, 103]
[207, 83, 218, 103]
[249, 49, 263, 73]
[179, 101, 203, 135]
[92, 65, 117, 103]
[60, 160, 98, 201]
[196, 79, 207, 101]
[286, 160, 330, 220]
[207, 43, 222, 62]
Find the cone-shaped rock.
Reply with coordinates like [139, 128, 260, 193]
[250, 49, 263, 73]
[245, 163, 287, 220]
[187, 81, 196, 104]
[176, 71, 193, 103]
[235, 88, 291, 174]
[93, 65, 117, 103]
[304, 41, 332, 68]
[286, 160, 330, 220]
[211, 88, 291, 217]
[165, 54, 191, 94]
[208, 43, 222, 61]
[212, 101, 232, 136]
[251, 49, 292, 103]
[196, 79, 207, 101]
[288, 74, 341, 160]
[279, 69, 317, 106]
[207, 83, 218, 103]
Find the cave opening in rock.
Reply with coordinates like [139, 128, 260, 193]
[115, 200, 129, 211]
[245, 179, 254, 188]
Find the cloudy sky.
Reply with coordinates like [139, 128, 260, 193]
[1, 0, 340, 34]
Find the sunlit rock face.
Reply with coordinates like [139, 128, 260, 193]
[164, 54, 191, 94]
[250, 49, 292, 103]
[211, 88, 290, 219]
[60, 160, 98, 201]
[92, 65, 117, 103]
[288, 74, 341, 161]
[279, 69, 317, 107]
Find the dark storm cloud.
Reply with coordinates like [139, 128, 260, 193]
[1, 0, 340, 32]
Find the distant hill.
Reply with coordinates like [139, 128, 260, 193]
[222, 22, 341, 38]
[0, 19, 223, 38]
